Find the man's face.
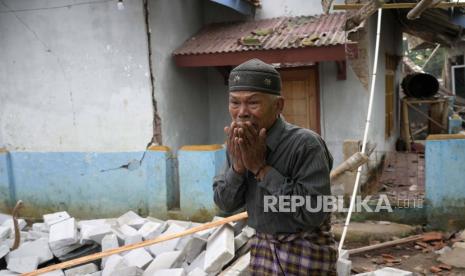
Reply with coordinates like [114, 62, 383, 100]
[228, 91, 283, 131]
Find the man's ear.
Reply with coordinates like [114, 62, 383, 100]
[276, 96, 285, 114]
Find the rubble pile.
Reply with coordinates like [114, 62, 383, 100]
[0, 211, 255, 275]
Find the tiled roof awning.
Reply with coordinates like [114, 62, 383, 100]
[173, 13, 357, 67]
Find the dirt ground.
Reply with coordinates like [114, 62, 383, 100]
[345, 240, 465, 275]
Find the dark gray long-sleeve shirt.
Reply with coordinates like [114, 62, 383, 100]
[213, 117, 333, 234]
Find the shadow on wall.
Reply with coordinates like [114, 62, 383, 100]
[0, 145, 226, 222]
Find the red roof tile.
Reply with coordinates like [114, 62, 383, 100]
[174, 13, 349, 56]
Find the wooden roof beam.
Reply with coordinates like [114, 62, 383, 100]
[334, 2, 465, 10]
[407, 0, 442, 20]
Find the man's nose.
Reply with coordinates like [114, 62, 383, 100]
[238, 104, 250, 118]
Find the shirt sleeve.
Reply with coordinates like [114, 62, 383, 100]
[257, 141, 333, 228]
[212, 154, 247, 213]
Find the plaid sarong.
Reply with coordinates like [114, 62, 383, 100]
[249, 226, 337, 275]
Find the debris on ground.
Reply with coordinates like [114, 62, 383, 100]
[349, 227, 465, 275]
[0, 211, 254, 275]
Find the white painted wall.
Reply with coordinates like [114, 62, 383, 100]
[149, 0, 209, 151]
[0, 0, 153, 151]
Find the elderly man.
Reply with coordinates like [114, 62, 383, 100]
[213, 58, 337, 275]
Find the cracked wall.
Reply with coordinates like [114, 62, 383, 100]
[0, 0, 153, 151]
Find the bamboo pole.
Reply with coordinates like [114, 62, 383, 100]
[348, 234, 424, 255]
[22, 212, 248, 276]
[333, 2, 465, 10]
[338, 8, 383, 254]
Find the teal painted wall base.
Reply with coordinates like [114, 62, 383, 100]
[426, 138, 465, 230]
[0, 149, 173, 219]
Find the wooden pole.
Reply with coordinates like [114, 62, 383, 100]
[348, 234, 424, 255]
[333, 2, 465, 10]
[22, 212, 248, 276]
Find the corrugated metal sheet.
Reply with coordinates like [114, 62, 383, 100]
[174, 12, 349, 56]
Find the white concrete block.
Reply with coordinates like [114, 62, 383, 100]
[138, 221, 165, 241]
[27, 231, 49, 241]
[87, 225, 113, 245]
[0, 270, 19, 275]
[233, 232, 249, 251]
[187, 268, 207, 276]
[219, 252, 250, 276]
[7, 256, 39, 274]
[180, 236, 206, 264]
[355, 267, 413, 276]
[102, 255, 128, 276]
[148, 223, 187, 256]
[120, 224, 142, 245]
[32, 223, 49, 233]
[144, 251, 184, 274]
[204, 224, 235, 273]
[51, 243, 83, 258]
[337, 258, 351, 276]
[1, 219, 26, 234]
[123, 248, 153, 269]
[84, 272, 101, 276]
[0, 244, 9, 259]
[41, 270, 65, 276]
[0, 226, 11, 240]
[8, 238, 53, 264]
[186, 251, 205, 273]
[111, 266, 143, 276]
[49, 218, 78, 250]
[145, 268, 185, 276]
[117, 211, 146, 230]
[64, 263, 98, 276]
[43, 212, 71, 227]
[241, 226, 255, 238]
[166, 220, 192, 228]
[0, 214, 12, 225]
[146, 217, 164, 224]
[101, 234, 119, 267]
[339, 249, 349, 260]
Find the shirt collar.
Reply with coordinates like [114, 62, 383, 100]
[266, 116, 286, 152]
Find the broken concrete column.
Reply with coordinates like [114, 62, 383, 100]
[64, 263, 98, 276]
[123, 248, 153, 269]
[204, 224, 235, 273]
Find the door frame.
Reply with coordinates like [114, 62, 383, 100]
[278, 65, 321, 134]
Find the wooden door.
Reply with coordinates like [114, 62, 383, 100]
[279, 67, 320, 133]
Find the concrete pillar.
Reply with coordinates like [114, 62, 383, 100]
[178, 145, 226, 221]
[425, 136, 465, 230]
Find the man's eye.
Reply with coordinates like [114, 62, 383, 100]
[230, 101, 240, 106]
[249, 101, 259, 105]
